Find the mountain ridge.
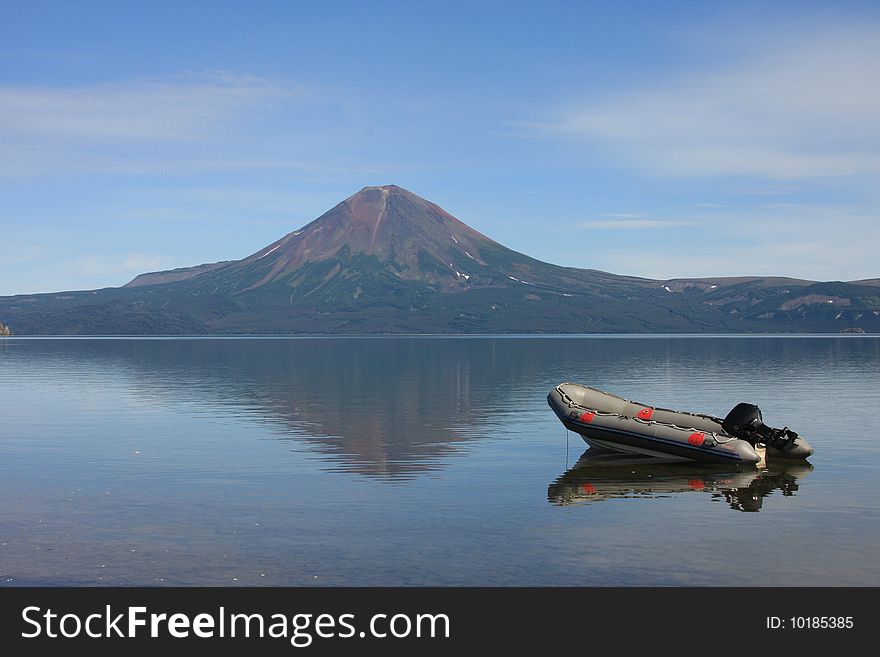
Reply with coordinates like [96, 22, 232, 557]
[1, 185, 878, 334]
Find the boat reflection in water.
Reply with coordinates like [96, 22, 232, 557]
[548, 448, 814, 512]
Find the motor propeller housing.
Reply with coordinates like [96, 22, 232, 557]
[722, 403, 813, 458]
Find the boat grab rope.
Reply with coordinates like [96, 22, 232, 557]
[555, 385, 740, 444]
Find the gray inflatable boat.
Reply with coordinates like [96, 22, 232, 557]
[548, 383, 814, 465]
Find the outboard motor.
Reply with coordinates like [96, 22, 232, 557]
[722, 403, 813, 459]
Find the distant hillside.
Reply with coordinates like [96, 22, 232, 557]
[124, 261, 233, 287]
[1, 185, 877, 334]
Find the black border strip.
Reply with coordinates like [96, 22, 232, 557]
[0, 586, 870, 654]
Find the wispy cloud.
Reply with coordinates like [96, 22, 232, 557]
[528, 21, 880, 179]
[572, 219, 696, 229]
[564, 212, 696, 229]
[75, 253, 172, 276]
[565, 203, 879, 281]
[0, 71, 297, 141]
[0, 71, 314, 178]
[0, 243, 45, 267]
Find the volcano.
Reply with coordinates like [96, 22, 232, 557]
[1, 185, 878, 334]
[128, 185, 506, 294]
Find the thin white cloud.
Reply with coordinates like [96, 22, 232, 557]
[0, 71, 296, 141]
[531, 22, 880, 179]
[732, 186, 798, 197]
[563, 204, 879, 281]
[0, 243, 45, 267]
[573, 219, 696, 229]
[75, 253, 172, 276]
[0, 71, 315, 178]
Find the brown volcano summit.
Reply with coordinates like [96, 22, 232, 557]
[128, 185, 496, 293]
[238, 184, 494, 291]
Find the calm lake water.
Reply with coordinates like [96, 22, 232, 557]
[1, 335, 878, 586]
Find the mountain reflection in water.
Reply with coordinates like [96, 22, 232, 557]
[12, 337, 556, 479]
[549, 448, 814, 512]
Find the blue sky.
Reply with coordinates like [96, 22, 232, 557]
[2, 0, 879, 295]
